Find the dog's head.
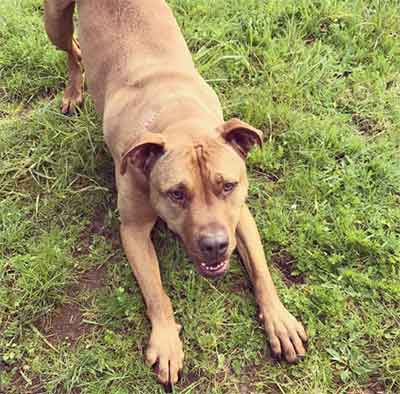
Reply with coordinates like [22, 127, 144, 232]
[120, 118, 262, 278]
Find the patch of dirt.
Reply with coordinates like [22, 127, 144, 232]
[238, 380, 259, 394]
[239, 363, 280, 394]
[239, 383, 251, 394]
[238, 366, 257, 393]
[352, 114, 382, 136]
[38, 303, 91, 346]
[80, 265, 107, 290]
[37, 206, 115, 346]
[36, 265, 107, 346]
[67, 264, 108, 297]
[272, 250, 306, 286]
[10, 373, 44, 394]
[0, 361, 13, 373]
[0, 362, 44, 394]
[349, 377, 387, 394]
[365, 378, 386, 394]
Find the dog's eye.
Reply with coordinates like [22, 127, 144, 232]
[168, 189, 185, 202]
[223, 182, 237, 193]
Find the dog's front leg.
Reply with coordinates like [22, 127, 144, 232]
[120, 221, 184, 387]
[236, 205, 307, 363]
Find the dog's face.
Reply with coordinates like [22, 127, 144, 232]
[121, 119, 262, 278]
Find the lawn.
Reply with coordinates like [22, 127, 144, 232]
[0, 0, 399, 393]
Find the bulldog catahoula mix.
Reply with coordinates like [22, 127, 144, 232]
[44, 0, 307, 387]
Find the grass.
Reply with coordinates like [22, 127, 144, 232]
[0, 0, 399, 393]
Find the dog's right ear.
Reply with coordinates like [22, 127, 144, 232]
[219, 118, 263, 159]
[120, 133, 166, 176]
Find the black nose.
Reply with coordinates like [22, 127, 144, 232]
[199, 230, 229, 261]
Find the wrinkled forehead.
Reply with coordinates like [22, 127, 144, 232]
[151, 139, 245, 191]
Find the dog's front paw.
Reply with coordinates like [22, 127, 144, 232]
[260, 303, 308, 363]
[146, 322, 184, 389]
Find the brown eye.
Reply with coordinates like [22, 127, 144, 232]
[168, 189, 185, 202]
[223, 182, 237, 193]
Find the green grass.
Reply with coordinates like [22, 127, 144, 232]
[1, 0, 399, 393]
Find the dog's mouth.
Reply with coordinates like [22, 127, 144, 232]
[195, 259, 229, 278]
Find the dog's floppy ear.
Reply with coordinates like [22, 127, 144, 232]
[120, 132, 166, 176]
[220, 118, 263, 158]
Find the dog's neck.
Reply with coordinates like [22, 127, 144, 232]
[146, 96, 222, 135]
[103, 92, 223, 159]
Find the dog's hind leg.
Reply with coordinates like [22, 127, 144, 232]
[44, 0, 83, 114]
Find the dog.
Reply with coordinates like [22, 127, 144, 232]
[44, 0, 307, 388]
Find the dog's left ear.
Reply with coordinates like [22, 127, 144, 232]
[219, 118, 263, 158]
[120, 132, 166, 176]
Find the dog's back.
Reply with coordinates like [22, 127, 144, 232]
[77, 0, 197, 113]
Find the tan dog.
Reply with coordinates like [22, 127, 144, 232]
[44, 0, 307, 388]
